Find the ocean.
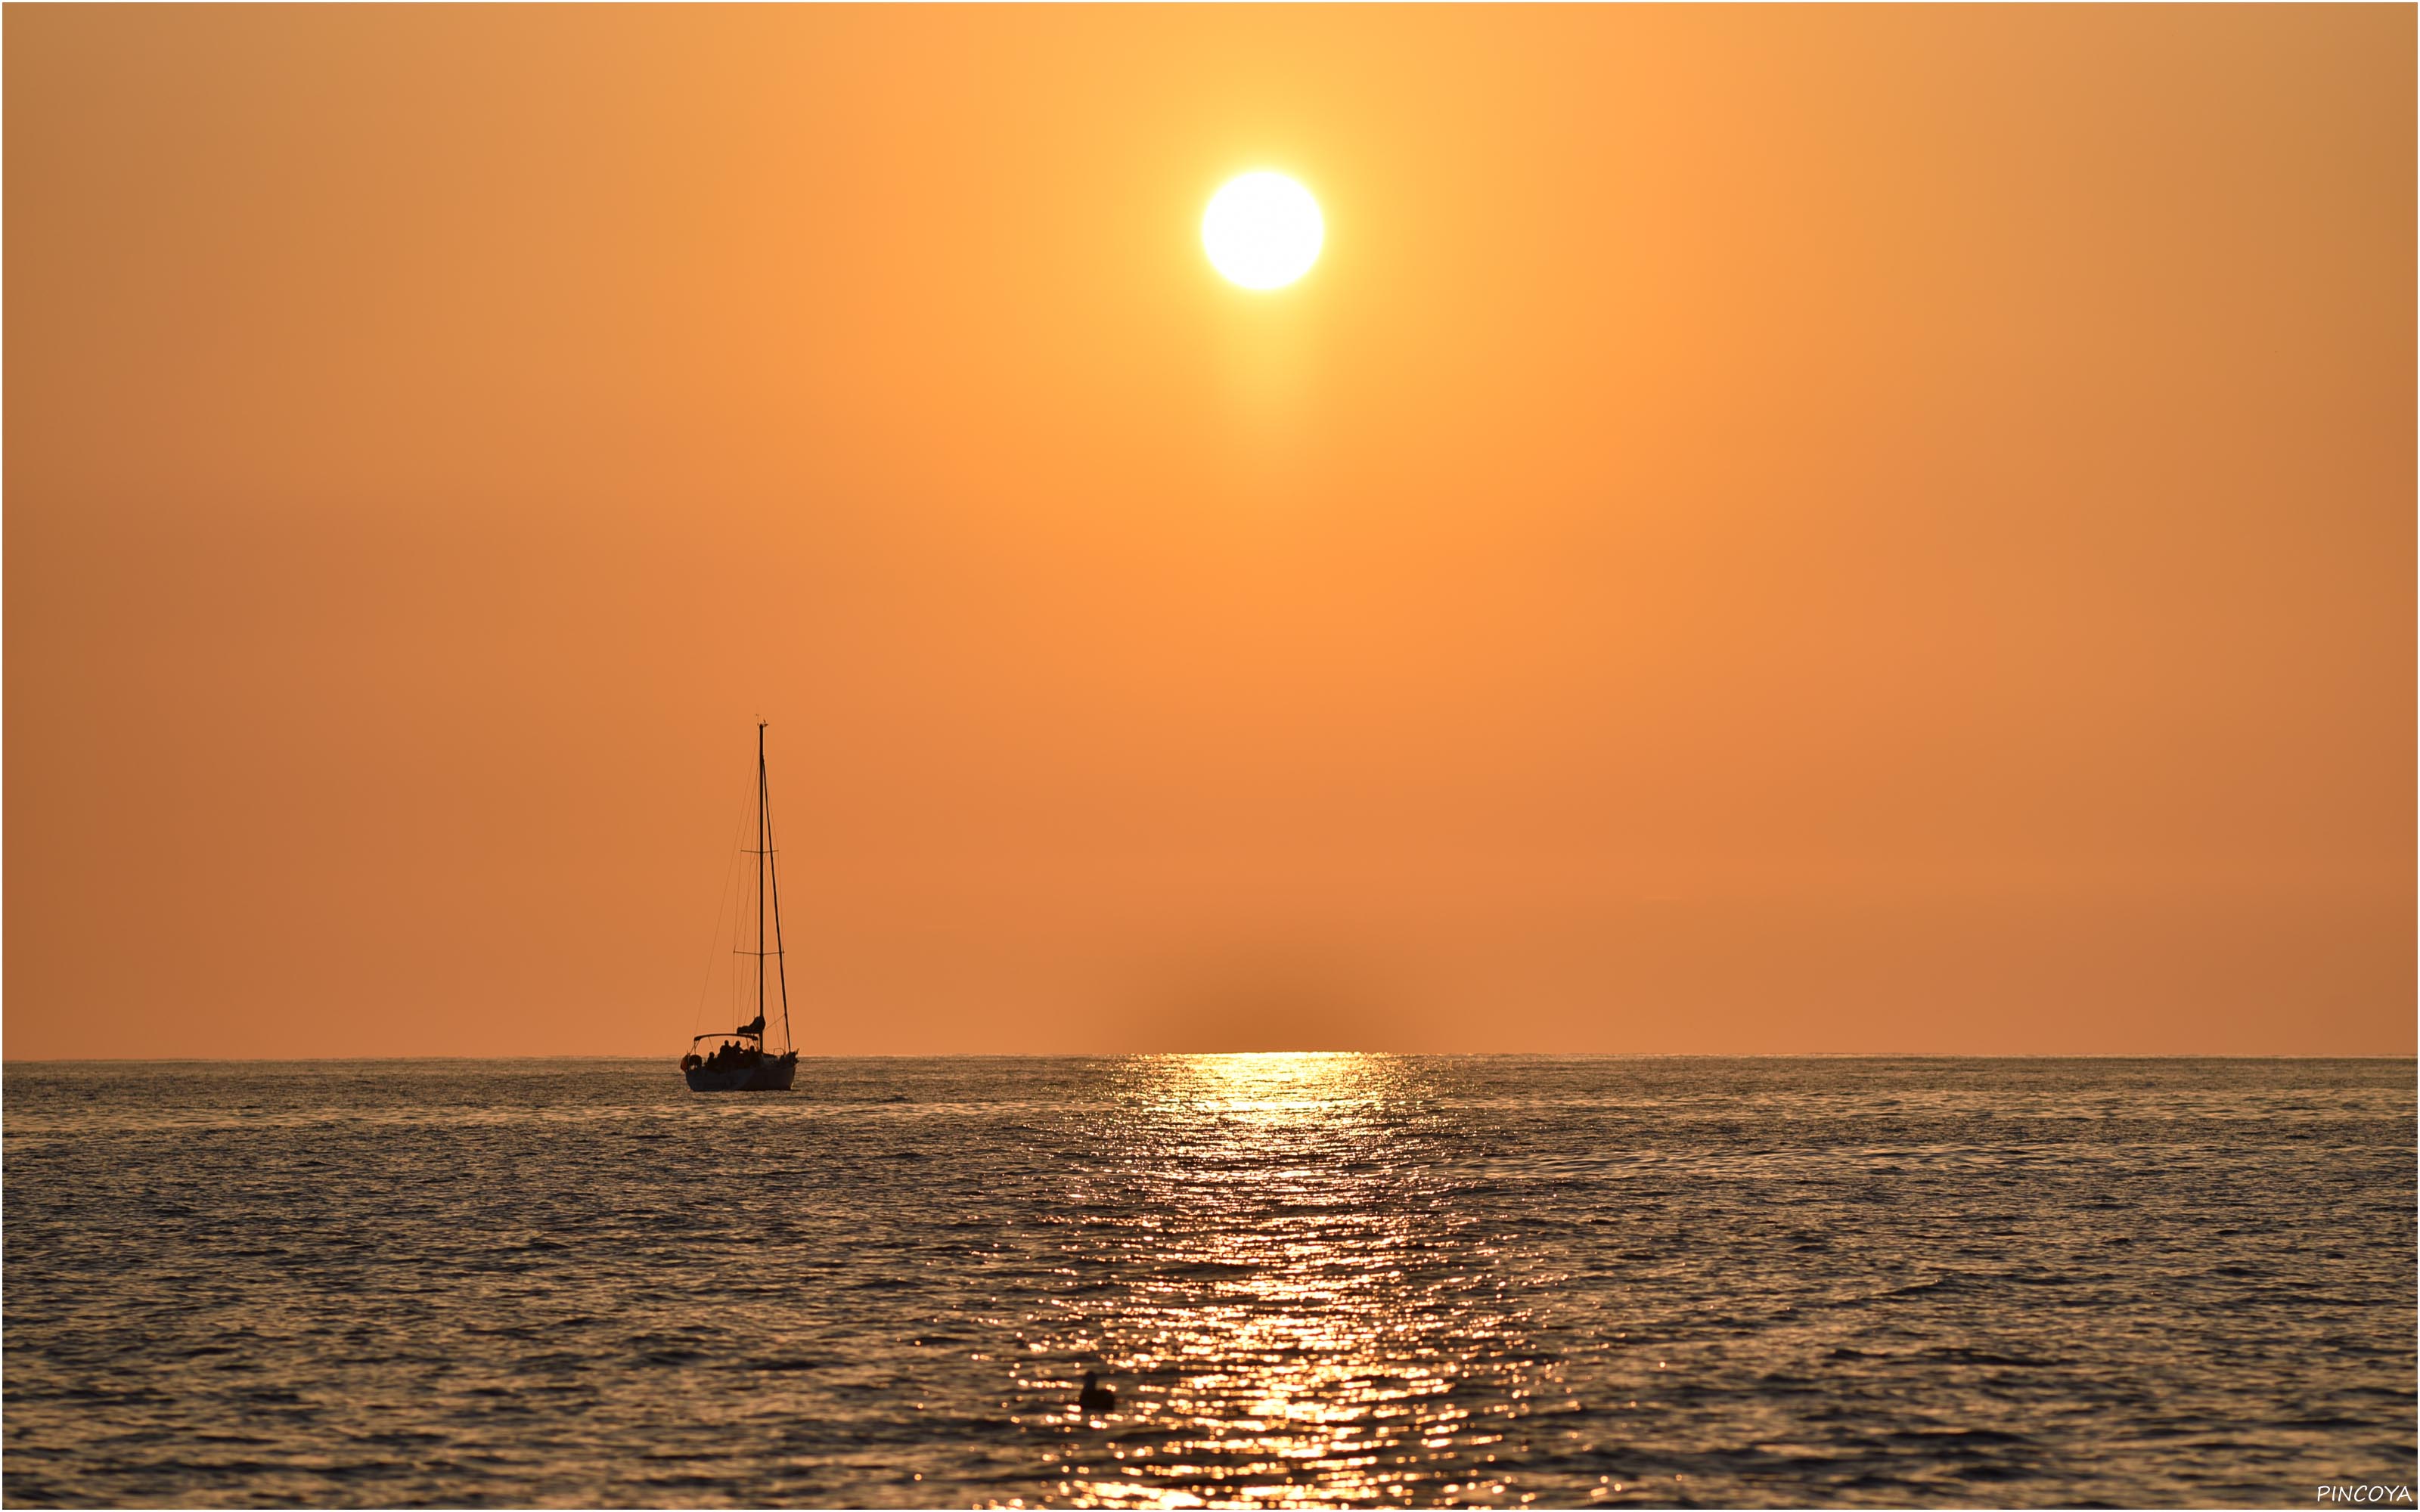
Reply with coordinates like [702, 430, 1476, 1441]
[4, 1056, 2412, 1507]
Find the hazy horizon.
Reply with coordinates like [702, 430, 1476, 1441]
[8, 6, 2412, 1060]
[6, 1052, 2415, 1067]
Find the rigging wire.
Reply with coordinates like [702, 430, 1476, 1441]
[688, 758, 761, 1048]
[764, 773, 793, 1058]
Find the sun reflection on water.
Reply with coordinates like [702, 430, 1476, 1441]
[1006, 1053, 1559, 1508]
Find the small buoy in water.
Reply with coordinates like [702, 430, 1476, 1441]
[1077, 1371, 1115, 1412]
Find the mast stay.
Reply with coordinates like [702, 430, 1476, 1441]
[764, 724, 793, 1054]
[756, 720, 768, 1042]
[740, 720, 791, 1055]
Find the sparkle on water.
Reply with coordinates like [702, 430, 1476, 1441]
[5, 1053, 2414, 1507]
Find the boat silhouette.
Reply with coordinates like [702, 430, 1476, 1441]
[680, 721, 801, 1093]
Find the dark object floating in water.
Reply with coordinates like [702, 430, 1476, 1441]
[1078, 1371, 1115, 1412]
[681, 720, 802, 1093]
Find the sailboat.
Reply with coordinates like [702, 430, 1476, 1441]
[679, 721, 802, 1092]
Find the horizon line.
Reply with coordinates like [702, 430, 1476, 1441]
[5, 1051, 2413, 1065]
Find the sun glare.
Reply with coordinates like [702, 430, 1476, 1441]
[1202, 172, 1323, 290]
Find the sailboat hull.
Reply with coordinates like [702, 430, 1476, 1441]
[684, 1055, 798, 1093]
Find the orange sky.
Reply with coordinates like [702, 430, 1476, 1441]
[7, 5, 2412, 1059]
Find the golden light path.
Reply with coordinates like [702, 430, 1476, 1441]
[1000, 1053, 1574, 1509]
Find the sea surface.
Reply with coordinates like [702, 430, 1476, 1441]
[5, 1056, 2413, 1508]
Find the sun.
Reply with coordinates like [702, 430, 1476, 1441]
[1202, 172, 1323, 290]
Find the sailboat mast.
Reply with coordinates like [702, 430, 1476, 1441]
[755, 720, 768, 1034]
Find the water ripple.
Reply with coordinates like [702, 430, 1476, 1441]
[5, 1055, 2412, 1507]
